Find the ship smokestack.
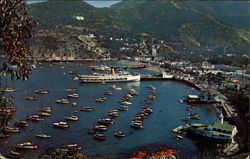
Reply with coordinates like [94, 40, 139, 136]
[111, 67, 115, 75]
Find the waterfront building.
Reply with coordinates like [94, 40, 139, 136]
[188, 122, 238, 143]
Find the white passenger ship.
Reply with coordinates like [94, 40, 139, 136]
[80, 68, 140, 83]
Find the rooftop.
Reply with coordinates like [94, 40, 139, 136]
[209, 123, 236, 132]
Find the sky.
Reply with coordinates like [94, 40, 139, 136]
[27, 0, 120, 8]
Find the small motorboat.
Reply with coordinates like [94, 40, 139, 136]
[115, 87, 122, 90]
[114, 131, 126, 138]
[36, 133, 51, 138]
[108, 85, 116, 89]
[94, 125, 107, 131]
[172, 135, 183, 140]
[15, 121, 29, 127]
[144, 108, 153, 114]
[93, 133, 107, 141]
[66, 144, 81, 150]
[16, 142, 38, 149]
[56, 98, 70, 104]
[25, 95, 37, 100]
[39, 111, 51, 116]
[107, 111, 120, 117]
[119, 105, 129, 111]
[72, 102, 77, 106]
[42, 107, 52, 113]
[65, 115, 79, 121]
[67, 93, 80, 98]
[80, 107, 94, 112]
[65, 88, 77, 92]
[53, 121, 69, 128]
[2, 88, 17, 92]
[179, 99, 184, 103]
[104, 91, 112, 95]
[2, 127, 20, 133]
[98, 118, 114, 125]
[95, 97, 106, 102]
[121, 101, 132, 106]
[130, 122, 144, 129]
[72, 76, 79, 80]
[27, 115, 44, 121]
[69, 71, 78, 75]
[34, 89, 49, 94]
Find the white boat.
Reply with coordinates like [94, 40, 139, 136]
[25, 95, 37, 100]
[15, 121, 29, 127]
[98, 118, 114, 125]
[2, 127, 20, 133]
[56, 98, 70, 104]
[42, 107, 52, 113]
[121, 101, 132, 106]
[16, 142, 38, 149]
[53, 121, 69, 128]
[80, 68, 140, 83]
[2, 88, 17, 92]
[66, 144, 81, 150]
[130, 122, 144, 129]
[39, 111, 51, 116]
[67, 93, 79, 98]
[34, 89, 49, 94]
[114, 131, 126, 137]
[80, 107, 94, 112]
[65, 115, 79, 121]
[36, 133, 51, 138]
[94, 125, 107, 131]
[27, 115, 44, 121]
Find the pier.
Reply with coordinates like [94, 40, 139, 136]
[140, 75, 201, 90]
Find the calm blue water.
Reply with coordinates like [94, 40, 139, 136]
[0, 62, 219, 158]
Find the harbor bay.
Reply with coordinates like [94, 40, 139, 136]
[0, 62, 219, 158]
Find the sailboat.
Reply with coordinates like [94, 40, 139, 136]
[25, 84, 37, 100]
[36, 96, 51, 138]
[1, 73, 16, 92]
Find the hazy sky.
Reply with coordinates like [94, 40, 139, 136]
[27, 0, 120, 7]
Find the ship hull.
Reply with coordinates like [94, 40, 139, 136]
[80, 75, 140, 83]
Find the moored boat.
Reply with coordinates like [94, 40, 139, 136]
[94, 125, 107, 131]
[15, 121, 29, 127]
[93, 133, 106, 141]
[56, 98, 70, 104]
[27, 115, 44, 121]
[39, 111, 51, 116]
[2, 88, 17, 92]
[34, 89, 49, 94]
[53, 121, 69, 128]
[80, 107, 94, 112]
[80, 68, 140, 83]
[65, 115, 79, 121]
[36, 133, 51, 138]
[98, 118, 114, 125]
[66, 144, 81, 150]
[25, 95, 37, 100]
[2, 127, 20, 133]
[114, 131, 126, 138]
[104, 91, 112, 95]
[130, 122, 144, 129]
[16, 142, 38, 149]
[67, 93, 80, 98]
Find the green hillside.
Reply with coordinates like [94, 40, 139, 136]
[28, 0, 250, 60]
